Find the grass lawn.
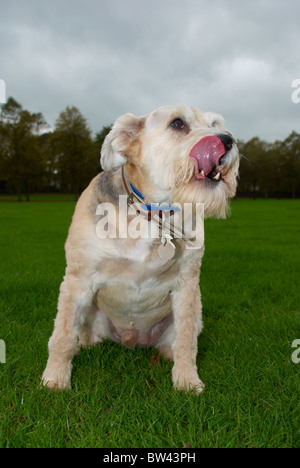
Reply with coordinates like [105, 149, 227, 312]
[0, 198, 299, 448]
[0, 193, 75, 202]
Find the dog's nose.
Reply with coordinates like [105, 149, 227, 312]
[217, 134, 233, 153]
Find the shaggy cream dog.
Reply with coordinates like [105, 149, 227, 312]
[42, 104, 239, 393]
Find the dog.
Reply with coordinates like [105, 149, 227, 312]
[42, 104, 239, 393]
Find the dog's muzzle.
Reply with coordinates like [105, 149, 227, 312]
[189, 134, 233, 181]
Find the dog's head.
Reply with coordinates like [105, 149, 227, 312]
[101, 105, 240, 218]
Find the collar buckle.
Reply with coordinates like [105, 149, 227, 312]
[127, 193, 135, 207]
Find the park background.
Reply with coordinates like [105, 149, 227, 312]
[0, 0, 299, 449]
[0, 95, 299, 202]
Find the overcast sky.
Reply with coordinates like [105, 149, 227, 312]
[0, 0, 299, 142]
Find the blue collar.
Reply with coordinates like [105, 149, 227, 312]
[130, 183, 145, 200]
[129, 182, 179, 212]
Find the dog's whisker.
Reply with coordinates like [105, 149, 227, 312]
[239, 152, 249, 161]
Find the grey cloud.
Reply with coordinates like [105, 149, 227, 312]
[0, 0, 299, 142]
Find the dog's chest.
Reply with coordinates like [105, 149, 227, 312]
[94, 238, 183, 329]
[95, 236, 184, 283]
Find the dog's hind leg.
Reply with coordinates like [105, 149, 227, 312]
[79, 307, 111, 347]
[42, 275, 94, 390]
[78, 305, 98, 347]
[158, 345, 173, 361]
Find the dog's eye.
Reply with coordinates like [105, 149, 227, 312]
[170, 118, 186, 130]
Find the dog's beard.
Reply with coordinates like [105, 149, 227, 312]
[170, 156, 239, 219]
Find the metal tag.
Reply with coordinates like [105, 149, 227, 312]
[158, 238, 176, 260]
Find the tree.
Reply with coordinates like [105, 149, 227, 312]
[51, 106, 99, 198]
[238, 138, 269, 197]
[0, 97, 47, 201]
[95, 125, 112, 171]
[279, 132, 300, 198]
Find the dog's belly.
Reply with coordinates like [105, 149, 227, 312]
[94, 278, 173, 347]
[96, 282, 172, 326]
[91, 249, 182, 347]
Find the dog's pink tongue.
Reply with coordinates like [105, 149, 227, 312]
[189, 136, 226, 178]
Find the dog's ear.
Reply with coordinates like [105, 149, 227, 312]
[100, 113, 145, 171]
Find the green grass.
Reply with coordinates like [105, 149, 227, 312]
[0, 193, 75, 202]
[0, 198, 299, 448]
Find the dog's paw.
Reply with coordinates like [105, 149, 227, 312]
[42, 368, 71, 391]
[42, 375, 71, 391]
[172, 367, 205, 394]
[174, 378, 205, 395]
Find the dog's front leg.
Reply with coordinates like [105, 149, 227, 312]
[42, 275, 93, 390]
[171, 268, 204, 394]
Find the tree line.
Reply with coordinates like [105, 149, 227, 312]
[0, 97, 299, 200]
[0, 97, 110, 201]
